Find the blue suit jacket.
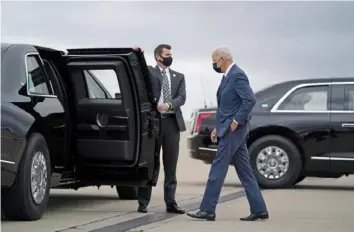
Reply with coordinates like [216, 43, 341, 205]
[216, 64, 256, 138]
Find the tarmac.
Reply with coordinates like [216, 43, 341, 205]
[2, 127, 354, 232]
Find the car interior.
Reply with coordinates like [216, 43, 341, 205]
[65, 60, 138, 164]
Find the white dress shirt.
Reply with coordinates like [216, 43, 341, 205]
[157, 66, 172, 105]
[224, 62, 235, 78]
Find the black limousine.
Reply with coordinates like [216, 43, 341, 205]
[187, 78, 354, 189]
[1, 43, 160, 221]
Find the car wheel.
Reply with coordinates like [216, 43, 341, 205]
[294, 175, 306, 185]
[249, 135, 302, 189]
[2, 133, 51, 221]
[116, 186, 138, 200]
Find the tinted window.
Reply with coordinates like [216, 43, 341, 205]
[278, 85, 329, 111]
[84, 71, 107, 99]
[83, 70, 121, 99]
[330, 84, 345, 111]
[345, 84, 354, 111]
[26, 55, 51, 95]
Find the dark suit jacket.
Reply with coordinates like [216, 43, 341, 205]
[148, 65, 186, 132]
[216, 64, 256, 138]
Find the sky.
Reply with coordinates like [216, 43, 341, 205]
[2, 1, 354, 118]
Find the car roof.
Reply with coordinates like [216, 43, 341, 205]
[1, 42, 63, 53]
[1, 43, 14, 54]
[197, 76, 354, 112]
[1, 42, 12, 50]
[282, 77, 354, 85]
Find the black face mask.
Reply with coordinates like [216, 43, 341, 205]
[213, 62, 222, 73]
[161, 56, 173, 67]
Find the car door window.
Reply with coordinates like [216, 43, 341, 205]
[26, 55, 53, 95]
[344, 84, 354, 111]
[277, 85, 330, 111]
[83, 70, 121, 99]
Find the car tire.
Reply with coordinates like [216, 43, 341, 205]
[294, 175, 306, 185]
[249, 135, 302, 189]
[2, 133, 51, 221]
[116, 186, 138, 200]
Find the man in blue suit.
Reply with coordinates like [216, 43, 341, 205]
[186, 47, 269, 221]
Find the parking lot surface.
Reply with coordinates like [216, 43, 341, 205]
[2, 129, 354, 232]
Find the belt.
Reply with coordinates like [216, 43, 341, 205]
[161, 113, 175, 119]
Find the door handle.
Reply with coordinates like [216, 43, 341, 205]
[111, 116, 129, 120]
[96, 113, 108, 128]
[341, 123, 354, 128]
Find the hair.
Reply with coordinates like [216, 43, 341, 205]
[154, 44, 172, 60]
[212, 46, 233, 61]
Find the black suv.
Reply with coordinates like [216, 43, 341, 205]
[1, 43, 160, 221]
[187, 78, 354, 189]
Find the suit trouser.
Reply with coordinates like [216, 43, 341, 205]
[200, 123, 267, 214]
[138, 116, 180, 207]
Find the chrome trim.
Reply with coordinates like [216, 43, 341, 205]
[331, 157, 354, 161]
[27, 93, 58, 98]
[55, 166, 65, 169]
[199, 147, 217, 152]
[139, 161, 147, 167]
[270, 81, 354, 113]
[311, 156, 330, 160]
[342, 123, 354, 128]
[271, 110, 354, 114]
[1, 159, 15, 164]
[112, 116, 129, 119]
[311, 156, 354, 161]
[96, 113, 107, 128]
[25, 52, 58, 98]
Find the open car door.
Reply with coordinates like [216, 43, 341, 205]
[64, 48, 160, 187]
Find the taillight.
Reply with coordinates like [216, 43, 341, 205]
[193, 112, 213, 133]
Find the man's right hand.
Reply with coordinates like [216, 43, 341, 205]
[210, 128, 217, 144]
[132, 46, 144, 53]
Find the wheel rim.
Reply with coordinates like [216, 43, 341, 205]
[256, 146, 289, 180]
[30, 151, 48, 205]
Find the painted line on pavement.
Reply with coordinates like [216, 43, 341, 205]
[90, 190, 246, 232]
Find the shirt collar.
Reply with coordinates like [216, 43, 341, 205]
[224, 63, 235, 77]
[158, 65, 170, 73]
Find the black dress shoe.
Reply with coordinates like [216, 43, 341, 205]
[166, 204, 185, 214]
[137, 205, 148, 213]
[240, 212, 269, 221]
[186, 210, 216, 221]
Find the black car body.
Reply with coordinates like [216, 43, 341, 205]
[188, 77, 354, 189]
[1, 43, 160, 221]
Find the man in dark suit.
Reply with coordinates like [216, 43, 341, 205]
[133, 44, 186, 214]
[186, 47, 269, 221]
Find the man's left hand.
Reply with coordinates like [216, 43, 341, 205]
[230, 120, 238, 131]
[157, 103, 169, 112]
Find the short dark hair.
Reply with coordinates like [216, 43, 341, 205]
[154, 44, 171, 58]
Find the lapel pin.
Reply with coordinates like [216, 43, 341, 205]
[173, 74, 176, 77]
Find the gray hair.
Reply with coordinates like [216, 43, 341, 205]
[212, 46, 233, 61]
